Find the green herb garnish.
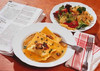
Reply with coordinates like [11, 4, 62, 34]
[49, 49, 53, 53]
[34, 41, 37, 43]
[41, 38, 43, 40]
[42, 51, 46, 53]
[46, 39, 48, 41]
[23, 46, 27, 49]
[62, 50, 64, 53]
[51, 43, 54, 46]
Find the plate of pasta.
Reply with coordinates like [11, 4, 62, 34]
[12, 23, 75, 67]
[50, 2, 97, 32]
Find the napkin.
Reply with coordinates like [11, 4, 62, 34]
[0, 54, 14, 71]
[65, 32, 100, 71]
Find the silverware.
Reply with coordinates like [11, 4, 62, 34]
[68, 44, 83, 53]
[82, 36, 93, 71]
[61, 41, 83, 53]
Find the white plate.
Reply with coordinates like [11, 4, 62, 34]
[12, 23, 75, 67]
[50, 2, 97, 32]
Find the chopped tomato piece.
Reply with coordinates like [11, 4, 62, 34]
[53, 8, 68, 19]
[64, 21, 79, 28]
[55, 10, 59, 13]
[53, 12, 59, 18]
[61, 8, 68, 13]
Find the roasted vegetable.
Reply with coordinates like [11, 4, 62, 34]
[76, 21, 88, 29]
[77, 7, 86, 14]
[59, 5, 65, 11]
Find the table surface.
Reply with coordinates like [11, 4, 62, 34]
[0, 0, 100, 71]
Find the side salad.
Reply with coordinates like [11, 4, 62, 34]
[53, 4, 93, 30]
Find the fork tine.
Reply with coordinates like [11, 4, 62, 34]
[87, 36, 94, 43]
[86, 36, 94, 49]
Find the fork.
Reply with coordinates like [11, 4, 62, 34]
[60, 41, 83, 53]
[68, 44, 83, 53]
[82, 36, 93, 71]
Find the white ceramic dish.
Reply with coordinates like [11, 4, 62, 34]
[12, 23, 75, 67]
[50, 2, 97, 32]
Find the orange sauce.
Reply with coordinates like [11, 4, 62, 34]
[23, 33, 67, 63]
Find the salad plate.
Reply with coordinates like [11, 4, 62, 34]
[50, 2, 97, 32]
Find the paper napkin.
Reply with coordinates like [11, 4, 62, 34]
[0, 1, 45, 56]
